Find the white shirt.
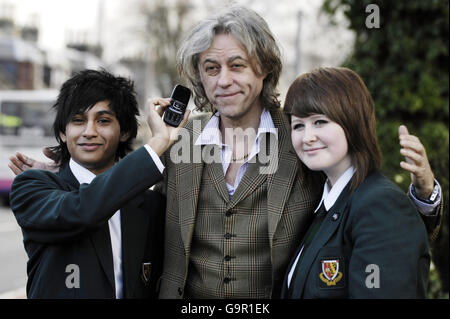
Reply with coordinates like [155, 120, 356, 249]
[287, 166, 356, 288]
[194, 108, 278, 197]
[69, 159, 124, 299]
[144, 144, 165, 174]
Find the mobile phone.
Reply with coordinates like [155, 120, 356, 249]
[163, 84, 191, 127]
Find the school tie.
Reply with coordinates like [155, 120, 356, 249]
[287, 203, 327, 298]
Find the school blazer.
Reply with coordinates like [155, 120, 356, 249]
[281, 172, 431, 299]
[10, 147, 165, 299]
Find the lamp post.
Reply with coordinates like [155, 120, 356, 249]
[294, 10, 302, 80]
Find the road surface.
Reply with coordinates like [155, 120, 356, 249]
[0, 204, 27, 298]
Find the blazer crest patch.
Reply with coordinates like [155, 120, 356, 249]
[319, 259, 343, 286]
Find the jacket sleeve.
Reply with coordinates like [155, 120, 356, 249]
[347, 184, 430, 298]
[410, 193, 444, 243]
[10, 147, 163, 244]
[153, 150, 168, 197]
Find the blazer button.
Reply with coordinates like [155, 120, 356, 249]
[226, 210, 233, 217]
[178, 287, 183, 296]
[332, 213, 339, 221]
[223, 277, 231, 284]
[224, 233, 232, 239]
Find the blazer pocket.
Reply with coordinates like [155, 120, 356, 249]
[313, 246, 348, 298]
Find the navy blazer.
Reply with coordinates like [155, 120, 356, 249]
[10, 147, 165, 298]
[282, 172, 430, 299]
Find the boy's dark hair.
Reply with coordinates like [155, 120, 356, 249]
[50, 69, 139, 167]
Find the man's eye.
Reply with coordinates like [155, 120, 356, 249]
[98, 118, 111, 124]
[205, 65, 219, 74]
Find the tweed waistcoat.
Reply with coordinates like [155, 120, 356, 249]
[184, 157, 272, 298]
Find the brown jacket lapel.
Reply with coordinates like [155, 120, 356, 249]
[266, 110, 299, 247]
[177, 113, 210, 254]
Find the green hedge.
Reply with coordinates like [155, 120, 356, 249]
[322, 0, 449, 298]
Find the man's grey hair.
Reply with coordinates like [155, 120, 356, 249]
[177, 5, 282, 112]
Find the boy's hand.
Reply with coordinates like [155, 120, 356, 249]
[146, 97, 190, 156]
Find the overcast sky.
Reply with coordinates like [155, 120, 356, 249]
[2, 0, 354, 82]
[3, 0, 118, 50]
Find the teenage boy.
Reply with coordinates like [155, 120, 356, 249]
[9, 69, 187, 298]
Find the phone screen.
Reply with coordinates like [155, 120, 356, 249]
[171, 85, 191, 104]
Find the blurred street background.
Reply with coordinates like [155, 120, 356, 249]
[0, 0, 447, 299]
[0, 204, 27, 298]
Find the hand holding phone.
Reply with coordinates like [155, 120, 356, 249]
[163, 84, 191, 127]
[146, 94, 191, 156]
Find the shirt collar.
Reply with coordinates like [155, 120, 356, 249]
[69, 158, 96, 184]
[315, 166, 356, 213]
[194, 108, 278, 147]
